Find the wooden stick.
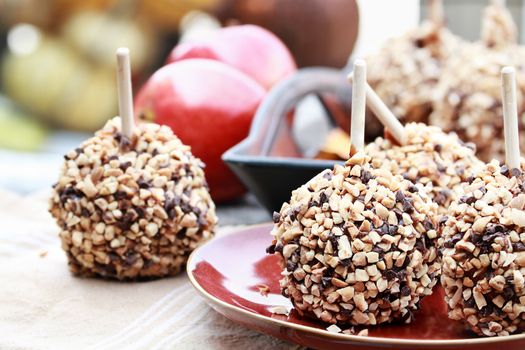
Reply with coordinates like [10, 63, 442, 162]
[347, 71, 407, 146]
[116, 47, 135, 139]
[350, 59, 366, 153]
[429, 0, 444, 26]
[501, 66, 521, 169]
[364, 83, 407, 146]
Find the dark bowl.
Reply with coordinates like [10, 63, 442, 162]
[223, 67, 379, 213]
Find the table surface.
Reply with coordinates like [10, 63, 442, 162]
[0, 187, 303, 350]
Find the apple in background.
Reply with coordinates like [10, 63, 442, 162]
[135, 59, 266, 202]
[216, 0, 359, 68]
[167, 24, 297, 90]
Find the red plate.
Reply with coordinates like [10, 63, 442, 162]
[187, 223, 525, 350]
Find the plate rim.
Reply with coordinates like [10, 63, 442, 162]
[186, 223, 525, 347]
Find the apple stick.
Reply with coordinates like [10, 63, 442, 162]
[347, 71, 406, 146]
[501, 66, 521, 170]
[364, 84, 407, 146]
[116, 47, 135, 139]
[429, 0, 444, 26]
[350, 59, 366, 154]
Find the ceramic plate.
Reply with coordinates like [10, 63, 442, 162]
[187, 223, 525, 350]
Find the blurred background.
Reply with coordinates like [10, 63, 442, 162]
[0, 0, 519, 195]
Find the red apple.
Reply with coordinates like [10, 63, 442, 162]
[135, 59, 266, 202]
[167, 24, 297, 90]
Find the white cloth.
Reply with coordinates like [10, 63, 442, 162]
[0, 190, 298, 350]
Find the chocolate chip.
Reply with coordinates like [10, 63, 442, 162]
[372, 246, 386, 259]
[340, 258, 351, 267]
[384, 270, 398, 281]
[319, 192, 329, 205]
[414, 38, 425, 48]
[272, 212, 280, 223]
[322, 172, 333, 180]
[434, 144, 442, 152]
[176, 228, 188, 239]
[423, 219, 434, 231]
[124, 253, 139, 266]
[286, 261, 297, 272]
[59, 186, 85, 204]
[266, 244, 276, 254]
[395, 191, 405, 203]
[116, 219, 132, 231]
[360, 170, 373, 184]
[309, 199, 319, 208]
[443, 233, 463, 248]
[513, 242, 525, 252]
[510, 168, 522, 178]
[328, 234, 339, 251]
[408, 185, 418, 193]
[479, 304, 494, 317]
[135, 206, 145, 218]
[340, 308, 352, 318]
[459, 196, 476, 205]
[119, 135, 132, 151]
[113, 132, 122, 143]
[275, 242, 283, 253]
[108, 252, 120, 261]
[288, 207, 301, 221]
[415, 239, 427, 252]
[96, 262, 116, 277]
[464, 297, 475, 308]
[137, 178, 150, 189]
[401, 285, 411, 296]
[180, 202, 193, 214]
[503, 287, 515, 300]
[402, 199, 414, 214]
[114, 191, 128, 201]
[119, 161, 132, 171]
[501, 165, 510, 177]
[322, 277, 332, 287]
[470, 233, 482, 244]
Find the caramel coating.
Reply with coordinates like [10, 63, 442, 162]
[366, 123, 482, 216]
[269, 152, 440, 326]
[50, 118, 217, 280]
[441, 160, 525, 336]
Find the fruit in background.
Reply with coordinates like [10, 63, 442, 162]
[2, 29, 117, 131]
[0, 95, 48, 152]
[168, 24, 297, 90]
[136, 0, 222, 31]
[217, 0, 359, 68]
[135, 59, 266, 202]
[0, 0, 117, 30]
[62, 10, 157, 74]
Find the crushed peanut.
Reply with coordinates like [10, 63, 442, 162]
[50, 117, 217, 280]
[441, 160, 525, 336]
[268, 152, 440, 326]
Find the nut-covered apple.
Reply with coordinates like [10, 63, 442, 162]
[135, 59, 266, 202]
[167, 24, 297, 90]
